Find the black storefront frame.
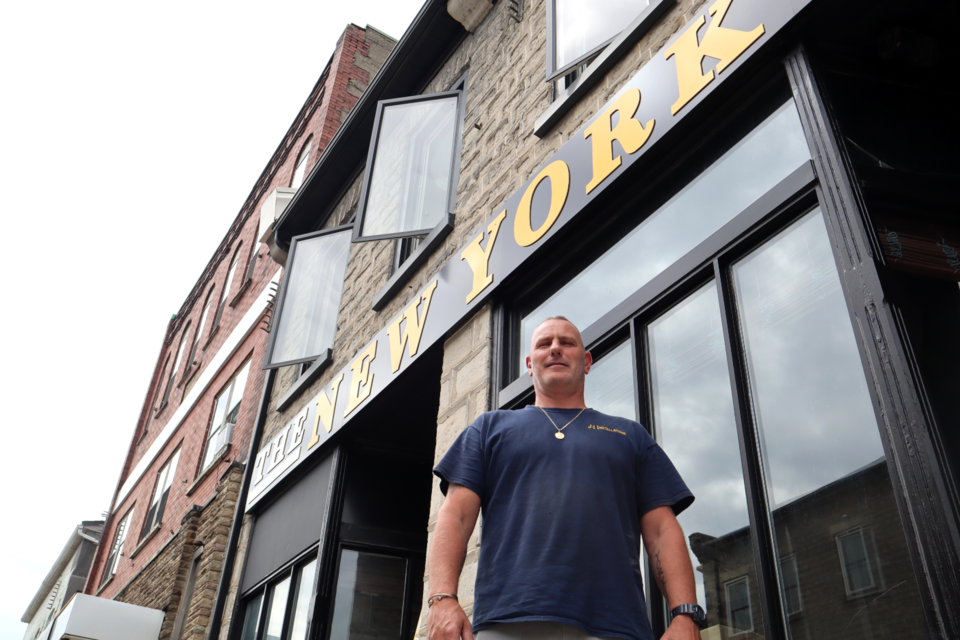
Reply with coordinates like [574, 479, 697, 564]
[496, 45, 959, 639]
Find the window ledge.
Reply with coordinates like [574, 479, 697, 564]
[276, 350, 333, 413]
[229, 280, 251, 308]
[154, 401, 168, 417]
[130, 524, 160, 559]
[204, 325, 221, 351]
[95, 575, 114, 596]
[498, 374, 534, 409]
[371, 214, 454, 312]
[534, 0, 675, 138]
[186, 444, 232, 496]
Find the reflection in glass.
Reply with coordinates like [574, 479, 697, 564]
[239, 592, 263, 640]
[733, 208, 929, 639]
[555, 0, 648, 70]
[330, 550, 407, 640]
[288, 559, 317, 640]
[584, 341, 635, 420]
[647, 282, 761, 636]
[521, 99, 809, 372]
[363, 97, 459, 238]
[264, 576, 291, 640]
[270, 229, 352, 366]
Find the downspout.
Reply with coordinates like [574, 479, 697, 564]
[206, 367, 276, 640]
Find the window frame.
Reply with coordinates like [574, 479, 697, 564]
[291, 137, 313, 189]
[724, 575, 755, 635]
[544, 0, 669, 82]
[236, 550, 319, 640]
[186, 286, 216, 377]
[836, 526, 879, 598]
[263, 224, 353, 370]
[101, 506, 135, 587]
[352, 89, 464, 243]
[200, 360, 251, 473]
[214, 244, 243, 331]
[141, 447, 181, 539]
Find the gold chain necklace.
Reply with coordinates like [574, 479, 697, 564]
[538, 405, 586, 440]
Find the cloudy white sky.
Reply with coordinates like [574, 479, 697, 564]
[0, 0, 423, 636]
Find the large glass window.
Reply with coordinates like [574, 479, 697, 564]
[504, 88, 933, 638]
[239, 557, 317, 640]
[160, 323, 191, 408]
[355, 92, 461, 242]
[101, 507, 134, 586]
[518, 99, 809, 373]
[330, 549, 408, 640]
[647, 282, 761, 636]
[201, 361, 250, 472]
[550, 0, 648, 78]
[265, 227, 351, 369]
[141, 448, 181, 538]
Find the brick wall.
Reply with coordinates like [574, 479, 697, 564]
[89, 22, 396, 628]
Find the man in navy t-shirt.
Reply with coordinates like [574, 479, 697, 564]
[427, 316, 702, 640]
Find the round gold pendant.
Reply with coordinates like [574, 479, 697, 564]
[555, 432, 565, 440]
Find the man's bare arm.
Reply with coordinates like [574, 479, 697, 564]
[640, 506, 700, 640]
[427, 483, 481, 640]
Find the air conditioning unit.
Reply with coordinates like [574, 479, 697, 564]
[214, 423, 236, 453]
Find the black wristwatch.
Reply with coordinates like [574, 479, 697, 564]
[670, 604, 706, 628]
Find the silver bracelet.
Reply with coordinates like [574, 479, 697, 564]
[427, 593, 458, 607]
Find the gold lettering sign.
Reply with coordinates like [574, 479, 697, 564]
[583, 88, 655, 194]
[513, 161, 570, 248]
[387, 280, 439, 373]
[344, 341, 377, 417]
[461, 211, 507, 304]
[309, 373, 344, 448]
[664, 0, 764, 115]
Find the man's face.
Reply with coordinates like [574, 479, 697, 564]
[526, 319, 592, 396]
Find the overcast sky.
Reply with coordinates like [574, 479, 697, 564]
[0, 0, 423, 636]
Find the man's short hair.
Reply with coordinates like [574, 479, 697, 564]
[533, 316, 584, 347]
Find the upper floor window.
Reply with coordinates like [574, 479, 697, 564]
[214, 245, 242, 330]
[547, 0, 649, 80]
[141, 448, 181, 538]
[101, 507, 134, 586]
[354, 91, 463, 242]
[160, 323, 191, 408]
[187, 287, 215, 373]
[201, 361, 251, 471]
[291, 139, 312, 189]
[264, 226, 352, 368]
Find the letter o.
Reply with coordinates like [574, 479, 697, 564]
[513, 160, 571, 248]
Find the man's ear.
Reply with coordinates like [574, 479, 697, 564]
[526, 355, 533, 376]
[583, 351, 593, 375]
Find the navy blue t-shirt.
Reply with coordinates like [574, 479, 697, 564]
[434, 406, 693, 640]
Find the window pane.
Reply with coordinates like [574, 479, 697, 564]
[732, 208, 930, 639]
[330, 550, 407, 640]
[265, 576, 291, 640]
[362, 96, 458, 238]
[270, 230, 351, 366]
[556, 0, 648, 69]
[583, 341, 635, 420]
[287, 559, 317, 640]
[779, 555, 802, 615]
[240, 592, 264, 640]
[647, 282, 760, 637]
[292, 141, 312, 189]
[520, 99, 809, 372]
[226, 361, 251, 424]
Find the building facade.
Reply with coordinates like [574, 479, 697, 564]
[21, 521, 103, 640]
[74, 24, 396, 640]
[220, 0, 959, 639]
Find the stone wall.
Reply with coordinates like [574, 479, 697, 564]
[112, 464, 243, 640]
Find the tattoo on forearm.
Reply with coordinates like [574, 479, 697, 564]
[655, 551, 667, 591]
